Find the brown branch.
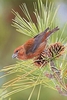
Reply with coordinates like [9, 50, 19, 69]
[49, 61, 67, 96]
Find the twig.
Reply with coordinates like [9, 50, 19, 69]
[49, 61, 67, 96]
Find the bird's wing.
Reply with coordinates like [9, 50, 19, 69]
[31, 26, 59, 53]
[30, 27, 50, 53]
[24, 26, 59, 54]
[24, 27, 49, 54]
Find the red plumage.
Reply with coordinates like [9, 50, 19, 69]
[12, 26, 59, 60]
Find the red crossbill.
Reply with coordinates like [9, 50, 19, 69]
[12, 26, 59, 60]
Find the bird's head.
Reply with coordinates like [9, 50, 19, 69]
[12, 45, 26, 60]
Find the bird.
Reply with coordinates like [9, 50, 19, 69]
[12, 26, 59, 60]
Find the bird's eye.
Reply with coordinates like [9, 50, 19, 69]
[16, 50, 19, 53]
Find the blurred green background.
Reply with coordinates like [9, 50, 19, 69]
[0, 0, 67, 100]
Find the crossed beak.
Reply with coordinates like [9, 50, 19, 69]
[12, 53, 18, 59]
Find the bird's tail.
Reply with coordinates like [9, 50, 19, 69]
[45, 26, 59, 39]
[50, 26, 59, 34]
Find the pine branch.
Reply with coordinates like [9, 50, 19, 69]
[0, 0, 67, 99]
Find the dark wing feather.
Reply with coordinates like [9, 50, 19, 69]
[31, 26, 59, 53]
[25, 26, 59, 54]
[24, 27, 49, 54]
[31, 27, 50, 53]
